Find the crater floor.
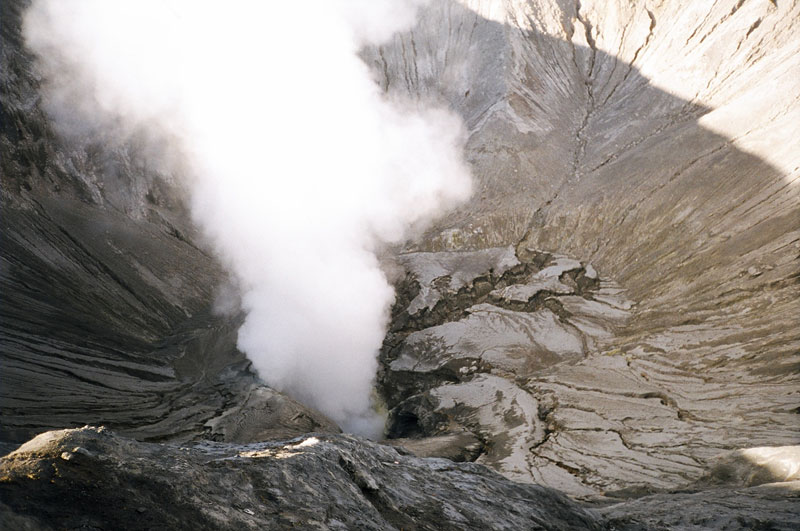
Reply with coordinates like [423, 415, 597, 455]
[1, 0, 799, 529]
[369, 0, 800, 499]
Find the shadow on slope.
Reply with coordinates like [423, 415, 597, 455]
[367, 0, 799, 495]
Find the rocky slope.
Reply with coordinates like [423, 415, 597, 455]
[0, 427, 604, 530]
[1, 0, 799, 529]
[366, 0, 800, 499]
[0, 0, 338, 446]
[2, 428, 798, 530]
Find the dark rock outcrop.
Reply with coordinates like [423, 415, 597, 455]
[598, 483, 800, 531]
[0, 427, 603, 530]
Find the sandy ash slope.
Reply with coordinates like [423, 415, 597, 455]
[1, 0, 799, 529]
[367, 0, 800, 500]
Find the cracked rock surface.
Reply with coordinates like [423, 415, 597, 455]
[368, 0, 800, 502]
[381, 247, 637, 489]
[2, 0, 799, 528]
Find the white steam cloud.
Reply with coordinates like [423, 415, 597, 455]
[23, 0, 471, 436]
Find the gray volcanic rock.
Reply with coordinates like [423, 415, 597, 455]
[205, 385, 341, 443]
[0, 0, 337, 444]
[368, 0, 800, 500]
[2, 0, 799, 528]
[599, 482, 800, 531]
[3, 428, 798, 530]
[382, 247, 635, 487]
[0, 427, 603, 530]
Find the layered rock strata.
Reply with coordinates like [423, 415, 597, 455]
[0, 0, 336, 445]
[367, 0, 800, 498]
[1, 0, 799, 528]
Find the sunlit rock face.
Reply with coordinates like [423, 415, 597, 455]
[366, 0, 800, 499]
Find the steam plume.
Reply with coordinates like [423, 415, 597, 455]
[23, 0, 471, 436]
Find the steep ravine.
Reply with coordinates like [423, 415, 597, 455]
[2, 0, 799, 529]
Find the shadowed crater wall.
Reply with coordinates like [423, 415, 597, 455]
[0, 0, 338, 445]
